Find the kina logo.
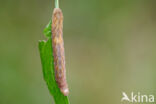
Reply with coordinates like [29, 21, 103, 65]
[121, 92, 155, 103]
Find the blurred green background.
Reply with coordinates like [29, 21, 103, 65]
[0, 0, 156, 104]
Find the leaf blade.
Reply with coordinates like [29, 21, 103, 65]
[39, 22, 69, 104]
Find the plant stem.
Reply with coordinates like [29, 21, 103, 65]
[55, 0, 59, 8]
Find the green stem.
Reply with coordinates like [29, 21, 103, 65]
[55, 0, 59, 8]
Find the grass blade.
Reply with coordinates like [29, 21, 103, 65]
[39, 21, 69, 104]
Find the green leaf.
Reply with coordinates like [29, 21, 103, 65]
[39, 21, 69, 104]
[43, 20, 52, 38]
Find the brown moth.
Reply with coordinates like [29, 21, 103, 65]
[51, 8, 69, 96]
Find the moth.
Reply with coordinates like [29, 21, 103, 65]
[51, 8, 69, 96]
